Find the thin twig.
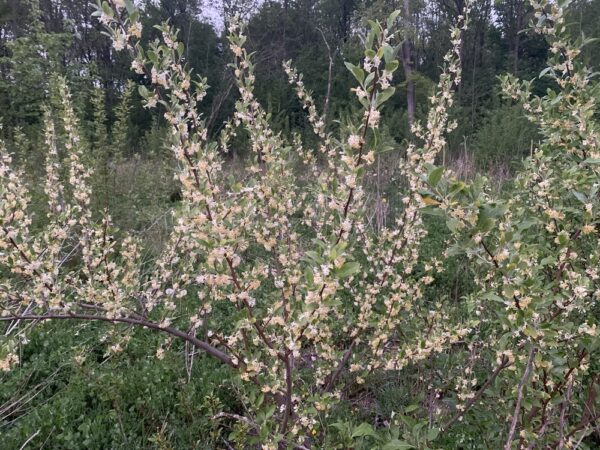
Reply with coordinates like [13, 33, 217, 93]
[18, 429, 40, 450]
[213, 412, 257, 428]
[443, 356, 511, 430]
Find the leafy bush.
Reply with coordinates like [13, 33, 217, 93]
[1, 0, 599, 449]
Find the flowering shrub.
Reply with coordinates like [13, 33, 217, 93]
[422, 1, 600, 447]
[1, 0, 599, 448]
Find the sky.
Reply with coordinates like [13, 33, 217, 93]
[199, 0, 265, 32]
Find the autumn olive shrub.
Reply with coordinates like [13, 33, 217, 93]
[427, 1, 600, 448]
[1, 0, 599, 448]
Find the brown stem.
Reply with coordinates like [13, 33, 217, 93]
[504, 346, 537, 450]
[553, 350, 587, 395]
[481, 239, 521, 310]
[480, 239, 499, 269]
[280, 353, 294, 435]
[549, 414, 600, 448]
[324, 339, 357, 392]
[558, 379, 574, 448]
[335, 70, 380, 244]
[224, 256, 282, 359]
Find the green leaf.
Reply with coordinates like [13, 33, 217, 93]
[366, 30, 375, 50]
[303, 251, 321, 264]
[420, 206, 445, 217]
[331, 241, 348, 256]
[124, 0, 136, 14]
[345, 62, 365, 85]
[365, 49, 376, 59]
[377, 87, 396, 107]
[428, 166, 444, 187]
[517, 219, 537, 231]
[101, 1, 114, 18]
[449, 181, 466, 194]
[376, 144, 397, 154]
[304, 267, 314, 285]
[404, 404, 419, 413]
[337, 262, 360, 278]
[138, 85, 149, 98]
[385, 61, 400, 73]
[539, 66, 553, 78]
[382, 440, 414, 450]
[446, 218, 460, 233]
[329, 422, 348, 432]
[312, 239, 328, 250]
[264, 405, 276, 419]
[573, 191, 587, 203]
[368, 20, 382, 38]
[482, 292, 505, 303]
[256, 392, 264, 407]
[523, 326, 537, 338]
[426, 427, 440, 441]
[550, 93, 563, 105]
[386, 10, 401, 30]
[480, 204, 507, 220]
[382, 43, 395, 64]
[351, 422, 377, 438]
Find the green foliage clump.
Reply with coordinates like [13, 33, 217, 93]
[0, 322, 232, 449]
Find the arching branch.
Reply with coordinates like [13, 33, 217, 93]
[0, 313, 237, 368]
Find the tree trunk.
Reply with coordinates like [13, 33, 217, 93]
[401, 0, 415, 128]
[317, 27, 335, 121]
[513, 1, 524, 74]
